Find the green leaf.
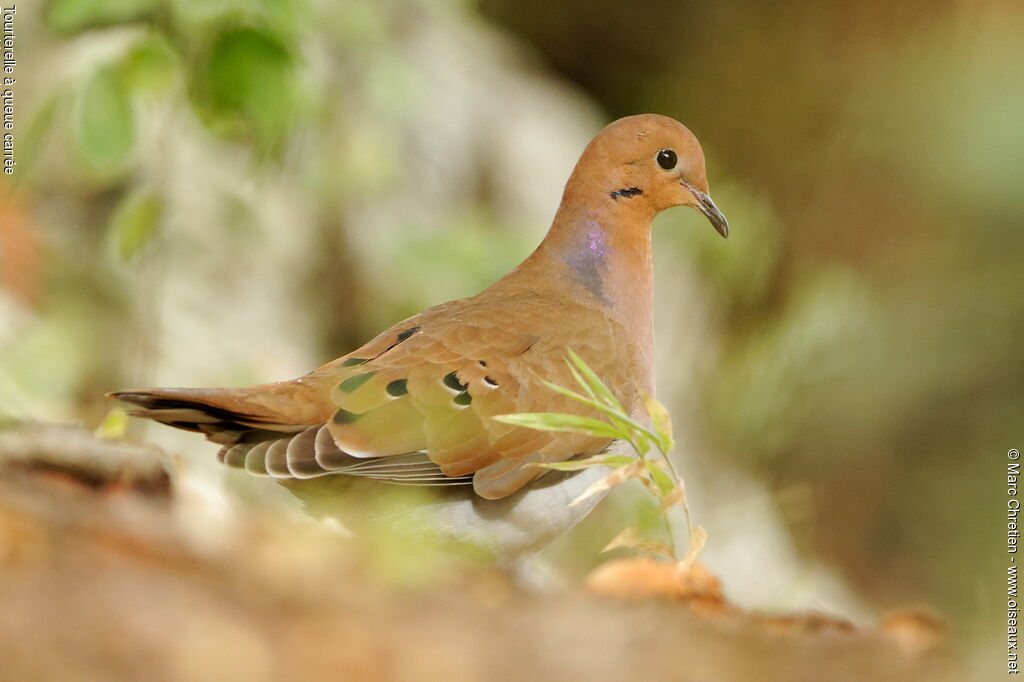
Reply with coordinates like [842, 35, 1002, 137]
[537, 375, 657, 455]
[566, 361, 599, 401]
[107, 188, 163, 261]
[46, 0, 160, 33]
[643, 393, 675, 453]
[536, 376, 597, 407]
[567, 348, 624, 411]
[9, 92, 61, 182]
[491, 413, 620, 439]
[196, 27, 298, 149]
[630, 430, 652, 458]
[537, 377, 629, 429]
[647, 462, 676, 497]
[553, 351, 655, 449]
[75, 66, 136, 177]
[122, 35, 178, 93]
[535, 454, 637, 471]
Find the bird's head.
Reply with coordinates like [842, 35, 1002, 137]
[575, 113, 729, 238]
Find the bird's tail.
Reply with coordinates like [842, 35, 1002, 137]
[108, 387, 307, 446]
[109, 387, 459, 484]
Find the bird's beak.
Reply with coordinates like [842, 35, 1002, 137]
[691, 189, 729, 239]
[681, 181, 729, 239]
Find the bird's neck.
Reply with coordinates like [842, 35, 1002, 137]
[516, 202, 656, 379]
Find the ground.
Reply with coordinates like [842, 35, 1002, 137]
[0, 422, 954, 682]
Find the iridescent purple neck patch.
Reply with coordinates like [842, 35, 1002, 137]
[564, 221, 610, 303]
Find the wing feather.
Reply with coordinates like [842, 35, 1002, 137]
[306, 294, 636, 499]
[187, 293, 639, 499]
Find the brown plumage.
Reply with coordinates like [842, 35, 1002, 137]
[111, 114, 728, 551]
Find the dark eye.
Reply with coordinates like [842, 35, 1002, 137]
[656, 149, 678, 170]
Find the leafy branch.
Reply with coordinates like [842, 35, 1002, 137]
[493, 350, 706, 567]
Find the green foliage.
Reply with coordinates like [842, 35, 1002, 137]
[12, 0, 1018, 648]
[74, 66, 137, 177]
[492, 413, 623, 440]
[45, 0, 160, 33]
[11, 93, 61, 183]
[122, 35, 179, 94]
[107, 189, 164, 262]
[94, 407, 129, 439]
[194, 26, 301, 150]
[171, 0, 312, 35]
[0, 413, 20, 432]
[373, 207, 539, 331]
[656, 182, 782, 309]
[494, 351, 704, 564]
[710, 268, 883, 465]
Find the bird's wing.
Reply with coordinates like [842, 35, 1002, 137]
[113, 293, 640, 499]
[309, 292, 638, 499]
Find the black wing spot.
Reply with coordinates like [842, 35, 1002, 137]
[332, 409, 361, 424]
[396, 326, 419, 343]
[341, 357, 369, 367]
[478, 360, 487, 367]
[484, 376, 498, 387]
[454, 392, 472, 406]
[373, 326, 421, 359]
[338, 372, 375, 393]
[443, 372, 467, 392]
[386, 379, 408, 397]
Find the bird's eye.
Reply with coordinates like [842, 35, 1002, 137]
[656, 149, 678, 170]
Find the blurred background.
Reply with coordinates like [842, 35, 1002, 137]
[1, 0, 1020, 676]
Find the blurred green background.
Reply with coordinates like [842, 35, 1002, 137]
[0, 0, 1019, 673]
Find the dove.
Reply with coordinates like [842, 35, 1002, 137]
[110, 113, 728, 558]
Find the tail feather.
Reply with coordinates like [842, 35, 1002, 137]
[108, 388, 304, 445]
[109, 388, 472, 487]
